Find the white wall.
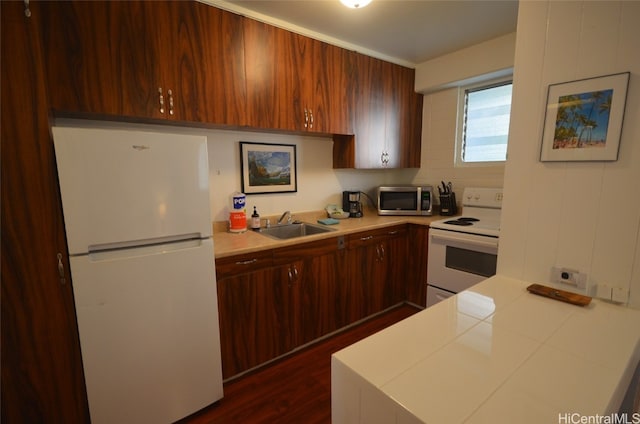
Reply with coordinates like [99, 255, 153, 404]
[498, 1, 640, 307]
[410, 88, 506, 193]
[411, 32, 514, 195]
[203, 129, 416, 221]
[415, 32, 516, 94]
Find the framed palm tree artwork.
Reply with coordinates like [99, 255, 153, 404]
[540, 72, 629, 162]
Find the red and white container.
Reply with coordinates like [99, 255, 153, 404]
[229, 192, 247, 233]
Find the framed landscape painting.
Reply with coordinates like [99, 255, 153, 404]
[240, 142, 297, 194]
[540, 72, 629, 162]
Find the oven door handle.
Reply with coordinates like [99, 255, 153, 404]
[431, 233, 499, 249]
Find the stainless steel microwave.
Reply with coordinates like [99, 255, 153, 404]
[377, 186, 433, 216]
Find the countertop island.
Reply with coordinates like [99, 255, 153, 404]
[332, 275, 640, 423]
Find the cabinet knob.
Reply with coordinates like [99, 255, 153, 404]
[57, 253, 66, 285]
[158, 87, 165, 114]
[287, 265, 299, 286]
[168, 89, 174, 116]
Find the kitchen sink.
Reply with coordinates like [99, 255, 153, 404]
[258, 222, 335, 240]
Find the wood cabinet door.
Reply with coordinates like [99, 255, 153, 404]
[308, 39, 353, 135]
[244, 20, 353, 135]
[216, 267, 293, 379]
[406, 225, 429, 307]
[347, 226, 408, 316]
[341, 248, 368, 325]
[345, 53, 423, 169]
[396, 67, 423, 168]
[40, 0, 164, 119]
[1, 2, 90, 421]
[386, 231, 409, 308]
[158, 1, 247, 125]
[364, 241, 392, 315]
[244, 18, 304, 131]
[297, 250, 345, 344]
[273, 238, 346, 346]
[351, 52, 387, 168]
[40, 1, 247, 125]
[347, 238, 389, 318]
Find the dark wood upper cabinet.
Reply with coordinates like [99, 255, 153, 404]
[39, 0, 246, 125]
[306, 37, 354, 134]
[243, 19, 354, 135]
[40, 0, 162, 118]
[1, 1, 90, 421]
[39, 0, 420, 166]
[334, 53, 423, 169]
[162, 0, 247, 125]
[243, 19, 301, 131]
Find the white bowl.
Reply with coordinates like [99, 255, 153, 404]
[330, 211, 350, 219]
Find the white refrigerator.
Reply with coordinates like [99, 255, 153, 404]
[52, 126, 223, 423]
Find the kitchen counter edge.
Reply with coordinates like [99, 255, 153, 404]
[212, 210, 444, 259]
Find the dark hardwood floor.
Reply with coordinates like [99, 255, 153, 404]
[179, 304, 420, 424]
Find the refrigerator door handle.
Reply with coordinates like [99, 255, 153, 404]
[86, 233, 204, 256]
[87, 238, 206, 262]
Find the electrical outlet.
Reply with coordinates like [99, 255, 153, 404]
[551, 267, 587, 290]
[495, 192, 503, 201]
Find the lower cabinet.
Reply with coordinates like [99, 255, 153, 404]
[215, 237, 346, 379]
[215, 250, 290, 379]
[215, 226, 416, 380]
[347, 225, 408, 318]
[274, 238, 348, 346]
[406, 224, 429, 307]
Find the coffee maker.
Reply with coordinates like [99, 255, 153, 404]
[342, 191, 363, 218]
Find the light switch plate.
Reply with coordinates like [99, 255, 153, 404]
[595, 284, 612, 300]
[612, 287, 629, 303]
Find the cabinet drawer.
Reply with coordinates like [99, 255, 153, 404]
[347, 225, 407, 249]
[272, 237, 342, 266]
[215, 250, 273, 278]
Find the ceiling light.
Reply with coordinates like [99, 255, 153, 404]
[340, 0, 372, 9]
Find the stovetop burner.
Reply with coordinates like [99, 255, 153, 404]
[444, 220, 473, 226]
[429, 187, 503, 238]
[443, 217, 480, 226]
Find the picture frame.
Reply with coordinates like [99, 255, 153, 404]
[540, 72, 629, 162]
[240, 142, 297, 194]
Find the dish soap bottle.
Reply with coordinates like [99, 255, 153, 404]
[251, 206, 261, 230]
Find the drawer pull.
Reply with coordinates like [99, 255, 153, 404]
[235, 258, 258, 265]
[360, 235, 374, 241]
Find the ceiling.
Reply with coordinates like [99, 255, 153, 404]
[208, 0, 519, 67]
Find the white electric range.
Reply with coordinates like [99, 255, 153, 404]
[426, 187, 503, 307]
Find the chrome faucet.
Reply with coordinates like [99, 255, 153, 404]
[277, 210, 292, 225]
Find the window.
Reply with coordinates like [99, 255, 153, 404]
[456, 80, 512, 165]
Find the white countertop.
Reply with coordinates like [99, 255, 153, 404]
[332, 275, 640, 423]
